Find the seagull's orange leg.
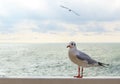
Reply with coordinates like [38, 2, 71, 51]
[81, 67, 83, 78]
[74, 66, 83, 78]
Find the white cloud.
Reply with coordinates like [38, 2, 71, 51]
[55, 21, 120, 34]
[12, 19, 39, 33]
[0, 2, 9, 16]
[11, 0, 49, 11]
[102, 21, 120, 32]
[0, 0, 50, 17]
[0, 30, 119, 43]
[0, 0, 120, 43]
[0, 30, 120, 43]
[0, 18, 120, 43]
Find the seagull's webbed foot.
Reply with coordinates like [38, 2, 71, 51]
[74, 75, 83, 78]
[74, 66, 83, 78]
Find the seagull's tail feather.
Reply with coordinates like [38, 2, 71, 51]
[98, 62, 109, 67]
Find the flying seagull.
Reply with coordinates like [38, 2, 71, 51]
[60, 5, 80, 16]
[67, 41, 109, 78]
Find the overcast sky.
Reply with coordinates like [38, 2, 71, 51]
[0, 0, 120, 43]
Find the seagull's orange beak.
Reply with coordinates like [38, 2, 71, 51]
[67, 45, 70, 48]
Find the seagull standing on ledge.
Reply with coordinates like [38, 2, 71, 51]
[67, 41, 109, 78]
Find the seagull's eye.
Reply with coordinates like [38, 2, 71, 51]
[71, 43, 74, 46]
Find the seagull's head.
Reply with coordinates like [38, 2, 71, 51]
[67, 41, 76, 48]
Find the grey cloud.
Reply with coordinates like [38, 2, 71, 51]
[114, 28, 120, 31]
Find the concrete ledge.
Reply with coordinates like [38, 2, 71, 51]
[0, 77, 119, 84]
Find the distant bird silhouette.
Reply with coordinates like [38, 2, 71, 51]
[60, 5, 80, 16]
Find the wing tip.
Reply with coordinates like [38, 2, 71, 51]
[98, 62, 109, 67]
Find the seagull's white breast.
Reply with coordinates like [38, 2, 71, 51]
[68, 49, 88, 67]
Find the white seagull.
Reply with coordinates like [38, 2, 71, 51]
[67, 41, 109, 78]
[60, 5, 80, 16]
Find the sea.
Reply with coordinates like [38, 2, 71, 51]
[0, 43, 120, 78]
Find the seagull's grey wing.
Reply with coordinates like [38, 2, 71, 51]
[60, 5, 70, 10]
[71, 10, 80, 16]
[60, 5, 80, 16]
[76, 51, 97, 64]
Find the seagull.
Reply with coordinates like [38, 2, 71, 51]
[60, 5, 80, 16]
[67, 41, 109, 78]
